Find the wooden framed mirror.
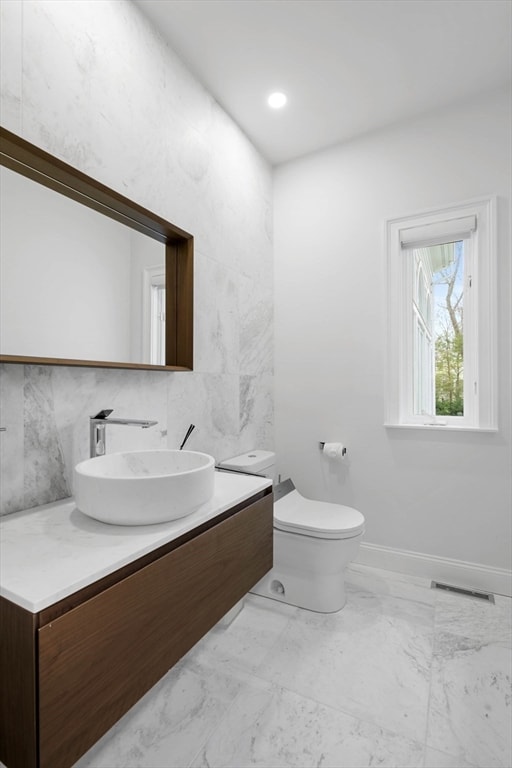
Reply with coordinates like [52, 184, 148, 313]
[0, 127, 193, 371]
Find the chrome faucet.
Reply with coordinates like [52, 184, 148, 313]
[89, 409, 158, 458]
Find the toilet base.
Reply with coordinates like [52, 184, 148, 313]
[250, 527, 363, 613]
[250, 566, 347, 613]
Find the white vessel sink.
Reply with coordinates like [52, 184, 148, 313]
[74, 450, 215, 525]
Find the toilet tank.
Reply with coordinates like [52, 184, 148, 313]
[218, 450, 277, 483]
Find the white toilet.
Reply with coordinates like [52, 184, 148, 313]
[218, 450, 365, 613]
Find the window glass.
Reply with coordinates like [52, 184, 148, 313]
[412, 241, 464, 418]
[432, 241, 464, 416]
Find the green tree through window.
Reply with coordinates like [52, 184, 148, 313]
[433, 241, 464, 416]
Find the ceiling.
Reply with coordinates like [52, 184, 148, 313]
[134, 0, 512, 165]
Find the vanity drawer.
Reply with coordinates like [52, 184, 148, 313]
[37, 493, 273, 768]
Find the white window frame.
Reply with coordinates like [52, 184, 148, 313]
[142, 265, 166, 366]
[385, 197, 497, 431]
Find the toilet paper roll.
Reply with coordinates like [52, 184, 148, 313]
[322, 442, 346, 461]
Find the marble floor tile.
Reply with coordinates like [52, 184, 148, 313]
[185, 594, 296, 675]
[73, 658, 243, 768]
[254, 588, 435, 742]
[423, 746, 476, 767]
[296, 581, 436, 636]
[434, 589, 512, 646]
[346, 563, 435, 606]
[426, 632, 512, 768]
[191, 676, 424, 768]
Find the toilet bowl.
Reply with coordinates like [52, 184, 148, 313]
[218, 451, 365, 613]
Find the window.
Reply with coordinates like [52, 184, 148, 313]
[385, 198, 497, 431]
[150, 280, 166, 366]
[142, 266, 166, 366]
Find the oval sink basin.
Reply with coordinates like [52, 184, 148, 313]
[74, 450, 215, 525]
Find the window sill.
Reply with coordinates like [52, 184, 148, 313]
[384, 423, 498, 433]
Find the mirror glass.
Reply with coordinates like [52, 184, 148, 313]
[0, 166, 167, 365]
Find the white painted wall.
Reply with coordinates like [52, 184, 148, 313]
[274, 88, 511, 571]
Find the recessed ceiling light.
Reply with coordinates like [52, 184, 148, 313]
[268, 92, 287, 109]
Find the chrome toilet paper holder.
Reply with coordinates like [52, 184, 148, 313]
[318, 442, 347, 456]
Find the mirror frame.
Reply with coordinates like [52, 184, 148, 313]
[0, 126, 193, 371]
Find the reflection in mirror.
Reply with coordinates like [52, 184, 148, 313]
[0, 126, 193, 371]
[0, 166, 165, 365]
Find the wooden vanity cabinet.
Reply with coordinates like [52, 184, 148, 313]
[0, 490, 273, 768]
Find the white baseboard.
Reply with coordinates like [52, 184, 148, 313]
[355, 541, 512, 597]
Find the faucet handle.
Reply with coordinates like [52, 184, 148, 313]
[92, 409, 113, 420]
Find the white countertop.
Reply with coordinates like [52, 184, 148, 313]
[0, 471, 271, 613]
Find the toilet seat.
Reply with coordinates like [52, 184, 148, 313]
[274, 490, 365, 540]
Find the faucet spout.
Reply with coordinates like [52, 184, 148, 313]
[94, 418, 158, 428]
[89, 410, 158, 458]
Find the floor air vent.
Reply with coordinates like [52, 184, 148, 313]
[431, 581, 495, 603]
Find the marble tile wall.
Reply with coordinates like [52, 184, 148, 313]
[0, 0, 273, 515]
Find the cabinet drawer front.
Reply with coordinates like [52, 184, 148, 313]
[38, 494, 273, 768]
[0, 598, 38, 768]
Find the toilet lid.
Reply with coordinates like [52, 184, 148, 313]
[274, 490, 365, 540]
